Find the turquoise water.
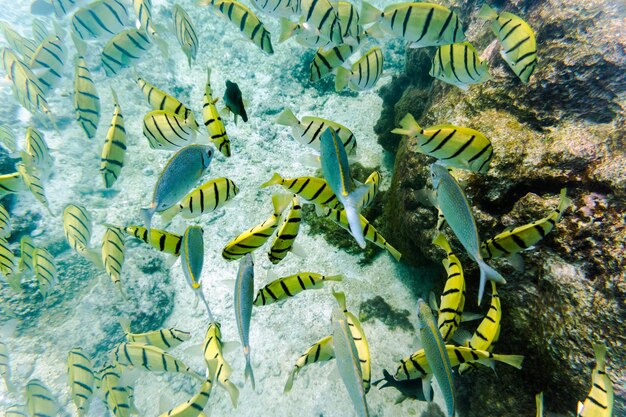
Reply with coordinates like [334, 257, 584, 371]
[0, 0, 623, 416]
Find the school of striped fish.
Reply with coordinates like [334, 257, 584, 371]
[0, 0, 615, 416]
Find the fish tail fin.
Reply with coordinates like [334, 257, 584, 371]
[432, 232, 451, 253]
[279, 18, 298, 43]
[477, 260, 505, 305]
[154, 35, 169, 59]
[335, 66, 351, 92]
[592, 343, 607, 368]
[555, 188, 572, 222]
[245, 358, 255, 390]
[275, 108, 299, 127]
[360, 1, 381, 25]
[391, 113, 421, 137]
[344, 184, 371, 248]
[492, 353, 524, 369]
[159, 205, 180, 225]
[283, 368, 297, 393]
[223, 379, 240, 407]
[119, 317, 131, 334]
[84, 247, 104, 269]
[385, 243, 402, 261]
[272, 193, 293, 216]
[332, 289, 347, 311]
[3, 377, 15, 392]
[110, 88, 119, 106]
[363, 22, 385, 39]
[325, 274, 344, 282]
[140, 206, 155, 235]
[116, 282, 128, 301]
[477, 4, 498, 20]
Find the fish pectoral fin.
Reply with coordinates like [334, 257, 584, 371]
[183, 343, 204, 359]
[221, 341, 240, 354]
[421, 376, 433, 402]
[506, 253, 525, 272]
[460, 312, 483, 322]
[428, 291, 439, 313]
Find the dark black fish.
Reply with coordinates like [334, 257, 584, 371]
[223, 80, 248, 124]
[372, 369, 434, 404]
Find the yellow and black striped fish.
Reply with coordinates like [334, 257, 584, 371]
[137, 77, 199, 128]
[102, 226, 126, 297]
[67, 348, 95, 417]
[395, 345, 523, 381]
[133, 0, 157, 37]
[63, 204, 102, 267]
[478, 4, 537, 83]
[360, 171, 381, 209]
[0, 237, 18, 290]
[0, 22, 38, 62]
[481, 189, 571, 260]
[101, 89, 126, 188]
[113, 342, 203, 381]
[207, 0, 274, 55]
[261, 173, 341, 209]
[276, 108, 357, 154]
[297, 0, 343, 44]
[16, 163, 51, 214]
[337, 2, 361, 40]
[0, 124, 18, 153]
[33, 247, 57, 299]
[432, 233, 466, 342]
[124, 225, 182, 256]
[173, 4, 198, 67]
[392, 113, 494, 173]
[203, 322, 239, 407]
[160, 177, 239, 224]
[360, 2, 465, 48]
[335, 46, 383, 92]
[310, 38, 361, 82]
[71, 0, 130, 40]
[159, 379, 213, 417]
[222, 194, 292, 261]
[430, 42, 490, 90]
[18, 235, 35, 274]
[74, 56, 100, 139]
[29, 35, 66, 94]
[0, 172, 26, 199]
[102, 29, 151, 76]
[577, 343, 614, 417]
[22, 127, 54, 175]
[99, 365, 133, 417]
[268, 195, 301, 264]
[203, 67, 230, 157]
[254, 271, 342, 306]
[284, 335, 334, 392]
[250, 0, 296, 17]
[143, 110, 198, 151]
[26, 379, 57, 417]
[4, 404, 25, 417]
[459, 281, 501, 374]
[119, 318, 191, 351]
[321, 207, 402, 261]
[32, 18, 50, 44]
[0, 205, 10, 238]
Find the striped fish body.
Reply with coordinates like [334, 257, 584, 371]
[433, 233, 466, 342]
[481, 188, 571, 259]
[234, 254, 255, 388]
[337, 2, 361, 40]
[102, 29, 151, 76]
[32, 18, 51, 44]
[577, 343, 614, 417]
[254, 272, 341, 306]
[173, 4, 198, 67]
[478, 5, 536, 83]
[181, 226, 204, 291]
[222, 194, 291, 261]
[0, 124, 18, 153]
[71, 0, 129, 40]
[0, 341, 10, 390]
[276, 108, 357, 154]
[0, 238, 18, 290]
[0, 23, 38, 61]
[310, 40, 359, 82]
[250, 0, 296, 17]
[159, 379, 213, 417]
[133, 0, 157, 36]
[417, 299, 455, 416]
[430, 42, 490, 90]
[74, 56, 100, 139]
[268, 195, 301, 263]
[213, 0, 274, 55]
[99, 365, 132, 417]
[203, 322, 239, 407]
[114, 342, 203, 381]
[322, 207, 402, 261]
[459, 281, 501, 374]
[23, 127, 54, 175]
[284, 335, 334, 392]
[261, 173, 341, 209]
[203, 69, 230, 157]
[143, 110, 198, 151]
[101, 90, 127, 188]
[67, 348, 95, 416]
[26, 379, 57, 417]
[137, 78, 199, 128]
[360, 171, 381, 209]
[33, 247, 57, 299]
[18, 236, 35, 273]
[335, 46, 383, 92]
[367, 2, 465, 48]
[63, 204, 94, 257]
[29, 35, 66, 94]
[163, 177, 239, 223]
[16, 163, 50, 212]
[395, 345, 524, 381]
[0, 204, 10, 238]
[124, 226, 182, 256]
[126, 328, 191, 351]
[298, 0, 343, 44]
[0, 172, 26, 199]
[102, 227, 126, 294]
[4, 404, 26, 417]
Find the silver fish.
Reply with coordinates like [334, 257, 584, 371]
[181, 225, 213, 321]
[320, 127, 369, 248]
[234, 253, 255, 390]
[430, 163, 505, 304]
[141, 144, 213, 233]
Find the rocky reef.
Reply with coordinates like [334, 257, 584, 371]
[375, 0, 626, 415]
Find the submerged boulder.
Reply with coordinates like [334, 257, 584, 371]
[376, 0, 626, 415]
